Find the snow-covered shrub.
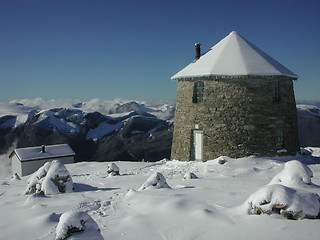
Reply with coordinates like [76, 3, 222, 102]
[183, 172, 198, 180]
[268, 160, 313, 187]
[217, 156, 228, 165]
[245, 160, 320, 219]
[138, 172, 170, 190]
[107, 162, 120, 176]
[25, 160, 73, 195]
[56, 211, 102, 240]
[246, 184, 320, 219]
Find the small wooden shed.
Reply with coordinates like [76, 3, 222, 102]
[9, 144, 75, 177]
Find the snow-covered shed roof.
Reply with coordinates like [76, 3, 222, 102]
[9, 144, 75, 162]
[171, 31, 298, 80]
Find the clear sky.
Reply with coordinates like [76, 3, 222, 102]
[0, 0, 319, 102]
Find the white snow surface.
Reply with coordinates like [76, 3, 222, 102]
[171, 31, 297, 80]
[1, 152, 320, 240]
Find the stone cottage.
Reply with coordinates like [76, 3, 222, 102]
[171, 31, 299, 161]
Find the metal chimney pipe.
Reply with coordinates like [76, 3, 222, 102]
[195, 43, 201, 60]
[41, 145, 46, 153]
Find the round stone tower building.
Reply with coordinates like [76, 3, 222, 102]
[171, 31, 299, 161]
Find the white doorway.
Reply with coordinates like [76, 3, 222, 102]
[193, 130, 203, 161]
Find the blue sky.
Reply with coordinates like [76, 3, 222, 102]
[0, 0, 319, 102]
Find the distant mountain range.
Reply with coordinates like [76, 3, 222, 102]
[296, 103, 320, 148]
[296, 100, 320, 108]
[0, 99, 174, 162]
[0, 98, 319, 162]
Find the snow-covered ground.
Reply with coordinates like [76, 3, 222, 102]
[1, 151, 319, 240]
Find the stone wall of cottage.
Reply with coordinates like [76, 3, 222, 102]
[171, 77, 299, 161]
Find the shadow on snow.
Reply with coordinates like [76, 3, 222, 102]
[73, 183, 120, 192]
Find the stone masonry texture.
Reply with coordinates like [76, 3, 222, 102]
[171, 77, 300, 161]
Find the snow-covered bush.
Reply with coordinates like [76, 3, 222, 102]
[246, 184, 320, 219]
[183, 172, 198, 180]
[138, 172, 170, 190]
[56, 211, 102, 240]
[217, 156, 228, 165]
[245, 160, 320, 219]
[268, 160, 313, 187]
[107, 162, 120, 176]
[25, 160, 73, 195]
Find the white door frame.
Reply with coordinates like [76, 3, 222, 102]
[193, 130, 203, 161]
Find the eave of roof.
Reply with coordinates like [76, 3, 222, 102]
[16, 154, 75, 162]
[9, 144, 75, 162]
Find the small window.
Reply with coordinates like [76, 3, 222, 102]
[271, 80, 279, 102]
[193, 81, 204, 103]
[275, 128, 284, 149]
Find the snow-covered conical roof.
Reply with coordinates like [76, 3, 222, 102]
[171, 31, 297, 80]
